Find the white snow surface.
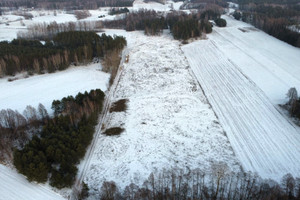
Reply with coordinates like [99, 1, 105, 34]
[0, 63, 109, 113]
[212, 15, 300, 105]
[0, 164, 65, 200]
[182, 15, 300, 180]
[84, 31, 240, 198]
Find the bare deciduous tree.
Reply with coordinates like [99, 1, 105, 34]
[100, 181, 119, 200]
[23, 105, 38, 123]
[281, 173, 295, 196]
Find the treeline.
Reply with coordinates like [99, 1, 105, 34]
[0, 0, 134, 10]
[93, 166, 300, 200]
[0, 31, 126, 77]
[17, 21, 103, 40]
[237, 4, 300, 48]
[13, 89, 105, 188]
[0, 104, 49, 162]
[103, 9, 221, 40]
[103, 10, 166, 35]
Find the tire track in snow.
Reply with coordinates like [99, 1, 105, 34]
[182, 40, 300, 180]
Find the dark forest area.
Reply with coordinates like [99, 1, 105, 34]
[0, 31, 126, 77]
[11, 89, 105, 188]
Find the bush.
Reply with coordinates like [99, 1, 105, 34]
[233, 11, 242, 20]
[215, 18, 227, 27]
[109, 99, 128, 112]
[109, 7, 129, 15]
[103, 127, 124, 136]
[74, 10, 91, 20]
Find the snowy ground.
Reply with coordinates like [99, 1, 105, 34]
[182, 15, 300, 180]
[83, 31, 240, 198]
[0, 63, 109, 114]
[0, 164, 66, 200]
[212, 15, 300, 105]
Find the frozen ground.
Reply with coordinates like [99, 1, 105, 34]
[84, 31, 240, 198]
[0, 164, 65, 200]
[0, 63, 109, 113]
[182, 16, 300, 180]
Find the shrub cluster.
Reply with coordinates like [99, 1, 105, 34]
[104, 10, 218, 40]
[109, 99, 128, 113]
[215, 18, 227, 27]
[103, 127, 124, 136]
[109, 7, 129, 15]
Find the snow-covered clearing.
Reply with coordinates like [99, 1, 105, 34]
[182, 16, 300, 180]
[0, 164, 65, 200]
[83, 31, 240, 198]
[0, 63, 109, 113]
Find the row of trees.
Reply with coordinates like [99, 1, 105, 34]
[13, 89, 105, 188]
[0, 0, 134, 10]
[103, 10, 166, 35]
[17, 21, 103, 40]
[103, 9, 221, 40]
[0, 31, 126, 77]
[92, 165, 300, 200]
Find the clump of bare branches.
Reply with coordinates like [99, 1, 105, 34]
[103, 127, 124, 136]
[109, 99, 128, 113]
[74, 10, 91, 20]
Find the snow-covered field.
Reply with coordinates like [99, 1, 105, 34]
[212, 15, 300, 105]
[83, 31, 240, 198]
[182, 15, 300, 180]
[0, 164, 65, 200]
[0, 63, 109, 113]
